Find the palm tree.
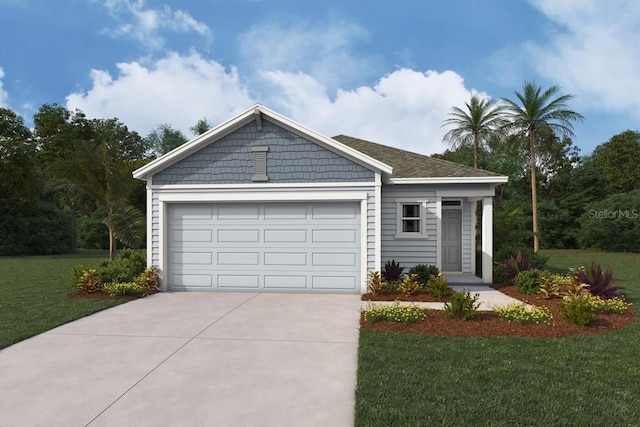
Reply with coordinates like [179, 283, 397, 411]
[442, 94, 505, 168]
[49, 120, 146, 261]
[501, 81, 584, 252]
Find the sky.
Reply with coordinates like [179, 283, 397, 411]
[1, 0, 639, 156]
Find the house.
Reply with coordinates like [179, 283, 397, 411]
[132, 105, 507, 293]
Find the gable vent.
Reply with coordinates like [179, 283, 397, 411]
[252, 146, 269, 182]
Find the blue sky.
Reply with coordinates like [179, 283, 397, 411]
[1, 0, 638, 156]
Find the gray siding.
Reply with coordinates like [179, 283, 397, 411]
[380, 186, 437, 269]
[153, 120, 375, 185]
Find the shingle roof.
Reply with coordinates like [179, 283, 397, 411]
[332, 135, 504, 179]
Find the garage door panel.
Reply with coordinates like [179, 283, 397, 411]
[312, 276, 356, 290]
[218, 275, 259, 288]
[167, 202, 360, 292]
[264, 252, 307, 266]
[264, 275, 307, 289]
[264, 229, 307, 243]
[217, 229, 259, 242]
[312, 229, 357, 243]
[217, 252, 260, 265]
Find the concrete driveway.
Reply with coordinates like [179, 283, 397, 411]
[0, 292, 362, 427]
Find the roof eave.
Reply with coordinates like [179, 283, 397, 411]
[387, 176, 509, 185]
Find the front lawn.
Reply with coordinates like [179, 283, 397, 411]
[355, 249, 640, 426]
[0, 251, 125, 349]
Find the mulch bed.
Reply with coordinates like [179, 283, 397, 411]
[362, 290, 452, 302]
[68, 289, 159, 301]
[361, 285, 635, 338]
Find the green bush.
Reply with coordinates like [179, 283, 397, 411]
[426, 273, 453, 298]
[560, 296, 595, 327]
[408, 264, 440, 286]
[514, 269, 547, 295]
[76, 210, 109, 249]
[494, 303, 553, 325]
[73, 249, 146, 287]
[103, 281, 146, 297]
[362, 303, 426, 323]
[444, 290, 480, 320]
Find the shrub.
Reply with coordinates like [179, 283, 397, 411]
[574, 262, 621, 300]
[514, 269, 547, 295]
[426, 272, 453, 298]
[137, 266, 159, 290]
[408, 264, 440, 286]
[76, 210, 109, 249]
[103, 281, 147, 297]
[494, 303, 553, 325]
[76, 269, 102, 293]
[362, 303, 426, 323]
[504, 252, 532, 285]
[538, 278, 560, 299]
[382, 259, 405, 281]
[95, 249, 147, 284]
[366, 271, 383, 296]
[381, 280, 402, 291]
[444, 290, 480, 321]
[560, 296, 595, 327]
[399, 274, 421, 297]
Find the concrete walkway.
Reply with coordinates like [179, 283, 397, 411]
[0, 292, 361, 427]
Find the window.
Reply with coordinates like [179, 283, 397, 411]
[395, 199, 428, 238]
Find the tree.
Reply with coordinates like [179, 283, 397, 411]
[591, 130, 640, 194]
[145, 123, 188, 156]
[49, 118, 146, 260]
[190, 117, 210, 136]
[441, 94, 505, 168]
[501, 82, 584, 252]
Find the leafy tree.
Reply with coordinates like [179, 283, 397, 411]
[49, 118, 146, 260]
[591, 130, 640, 194]
[578, 190, 640, 252]
[145, 123, 188, 156]
[501, 81, 584, 252]
[190, 117, 210, 136]
[441, 94, 505, 168]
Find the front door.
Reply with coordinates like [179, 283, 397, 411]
[442, 209, 462, 271]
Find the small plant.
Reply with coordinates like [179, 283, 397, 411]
[76, 269, 102, 293]
[444, 290, 480, 320]
[581, 294, 633, 314]
[399, 274, 421, 297]
[362, 302, 426, 323]
[504, 251, 532, 285]
[564, 279, 590, 299]
[514, 269, 547, 295]
[382, 259, 405, 281]
[102, 281, 146, 297]
[560, 295, 595, 327]
[426, 272, 453, 298]
[366, 271, 383, 296]
[382, 280, 402, 291]
[408, 264, 440, 286]
[574, 262, 621, 300]
[494, 303, 553, 325]
[137, 266, 159, 290]
[538, 277, 560, 299]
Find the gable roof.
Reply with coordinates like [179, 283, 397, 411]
[133, 104, 392, 180]
[332, 135, 508, 184]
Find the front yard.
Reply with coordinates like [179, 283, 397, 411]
[355, 249, 640, 426]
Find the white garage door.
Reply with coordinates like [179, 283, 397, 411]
[167, 202, 361, 292]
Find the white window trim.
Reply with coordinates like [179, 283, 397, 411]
[395, 198, 428, 239]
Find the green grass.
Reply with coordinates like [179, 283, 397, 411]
[0, 251, 126, 349]
[355, 249, 640, 426]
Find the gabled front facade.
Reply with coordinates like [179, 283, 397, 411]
[133, 105, 507, 293]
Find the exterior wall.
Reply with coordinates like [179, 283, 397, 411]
[153, 120, 374, 185]
[380, 185, 438, 268]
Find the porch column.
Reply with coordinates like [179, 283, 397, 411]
[481, 197, 493, 283]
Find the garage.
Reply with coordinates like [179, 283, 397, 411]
[167, 201, 361, 292]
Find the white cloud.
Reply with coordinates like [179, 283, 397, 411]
[98, 0, 212, 50]
[527, 0, 640, 117]
[238, 19, 375, 91]
[262, 68, 473, 155]
[0, 68, 8, 107]
[65, 51, 254, 136]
